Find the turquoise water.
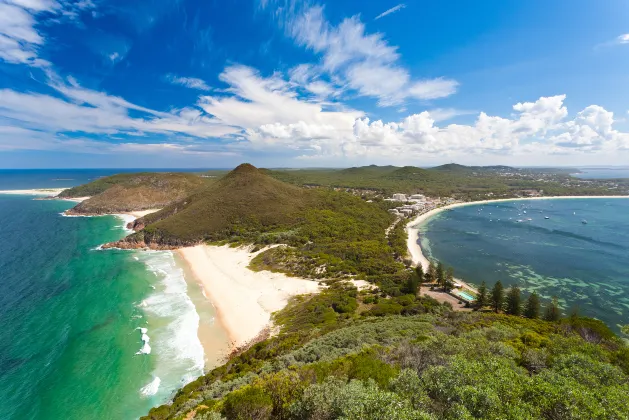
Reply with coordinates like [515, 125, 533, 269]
[419, 198, 629, 331]
[457, 291, 476, 301]
[0, 191, 206, 418]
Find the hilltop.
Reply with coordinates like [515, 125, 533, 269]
[110, 164, 315, 247]
[62, 172, 208, 215]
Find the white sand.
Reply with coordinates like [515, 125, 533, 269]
[178, 245, 322, 349]
[406, 195, 629, 270]
[123, 209, 161, 218]
[0, 188, 68, 196]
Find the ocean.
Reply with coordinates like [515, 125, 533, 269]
[419, 198, 629, 331]
[0, 170, 215, 420]
[573, 168, 629, 179]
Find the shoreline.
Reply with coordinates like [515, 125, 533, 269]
[177, 245, 321, 351]
[406, 195, 629, 294]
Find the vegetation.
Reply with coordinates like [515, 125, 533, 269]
[142, 281, 629, 420]
[60, 172, 208, 214]
[490, 281, 505, 313]
[524, 292, 541, 319]
[265, 164, 629, 200]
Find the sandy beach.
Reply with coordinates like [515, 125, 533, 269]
[0, 188, 68, 196]
[178, 245, 322, 350]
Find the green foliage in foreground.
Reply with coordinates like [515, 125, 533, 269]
[142, 282, 629, 420]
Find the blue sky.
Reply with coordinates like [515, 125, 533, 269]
[1, 0, 628, 168]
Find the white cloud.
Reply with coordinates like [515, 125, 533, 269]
[288, 6, 458, 106]
[165, 74, 212, 91]
[0, 73, 240, 144]
[375, 4, 406, 20]
[0, 0, 96, 66]
[244, 93, 629, 160]
[617, 33, 629, 44]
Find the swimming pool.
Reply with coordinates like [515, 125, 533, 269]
[457, 291, 476, 301]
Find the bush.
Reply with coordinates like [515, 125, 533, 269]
[222, 385, 273, 420]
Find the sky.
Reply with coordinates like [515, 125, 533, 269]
[1, 0, 629, 168]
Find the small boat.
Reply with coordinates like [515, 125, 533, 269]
[582, 220, 588, 224]
[545, 216, 550, 219]
[517, 219, 523, 223]
[523, 210, 527, 214]
[527, 218, 532, 221]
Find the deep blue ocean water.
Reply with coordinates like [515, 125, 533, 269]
[0, 170, 209, 419]
[419, 198, 629, 330]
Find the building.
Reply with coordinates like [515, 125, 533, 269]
[409, 194, 425, 201]
[392, 193, 407, 201]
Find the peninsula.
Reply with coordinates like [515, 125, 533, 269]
[56, 164, 629, 420]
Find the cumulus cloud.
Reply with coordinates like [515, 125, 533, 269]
[245, 93, 629, 159]
[288, 6, 458, 106]
[375, 4, 406, 20]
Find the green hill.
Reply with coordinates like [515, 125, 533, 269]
[115, 163, 316, 246]
[62, 172, 208, 215]
[108, 164, 407, 286]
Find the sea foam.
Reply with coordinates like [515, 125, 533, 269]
[135, 327, 151, 355]
[135, 251, 205, 396]
[140, 376, 161, 397]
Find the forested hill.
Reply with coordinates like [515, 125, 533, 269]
[143, 282, 629, 420]
[61, 172, 208, 215]
[266, 164, 627, 199]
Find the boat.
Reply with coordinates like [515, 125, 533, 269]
[517, 219, 523, 223]
[582, 220, 588, 224]
[545, 216, 550, 219]
[523, 210, 527, 214]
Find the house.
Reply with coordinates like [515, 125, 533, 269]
[392, 193, 407, 201]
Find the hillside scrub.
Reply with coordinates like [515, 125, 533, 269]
[142, 282, 629, 420]
[61, 172, 208, 214]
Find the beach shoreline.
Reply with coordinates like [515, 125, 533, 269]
[177, 244, 322, 351]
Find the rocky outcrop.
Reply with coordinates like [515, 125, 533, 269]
[101, 240, 178, 250]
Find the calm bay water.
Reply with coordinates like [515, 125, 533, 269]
[0, 171, 208, 419]
[419, 198, 629, 330]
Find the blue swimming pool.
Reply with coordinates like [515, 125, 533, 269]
[457, 291, 476, 301]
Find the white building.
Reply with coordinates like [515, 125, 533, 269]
[392, 193, 407, 201]
[410, 194, 425, 201]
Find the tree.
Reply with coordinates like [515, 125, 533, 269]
[505, 286, 522, 316]
[475, 281, 489, 310]
[405, 273, 419, 297]
[543, 296, 562, 322]
[524, 292, 541, 319]
[414, 264, 424, 297]
[444, 267, 455, 293]
[490, 281, 505, 313]
[426, 261, 437, 284]
[436, 262, 445, 289]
